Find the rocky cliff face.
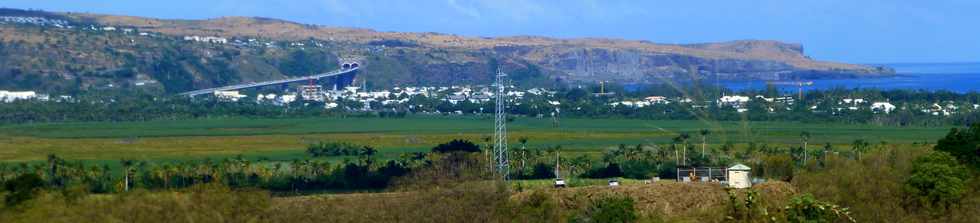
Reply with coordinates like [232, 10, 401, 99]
[489, 43, 893, 85]
[0, 9, 894, 93]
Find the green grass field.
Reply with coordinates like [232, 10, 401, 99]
[0, 116, 953, 162]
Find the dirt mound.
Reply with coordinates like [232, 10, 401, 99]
[513, 181, 798, 220]
[753, 181, 797, 196]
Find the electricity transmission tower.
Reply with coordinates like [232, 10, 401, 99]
[493, 70, 509, 179]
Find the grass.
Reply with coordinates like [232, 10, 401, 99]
[0, 116, 954, 162]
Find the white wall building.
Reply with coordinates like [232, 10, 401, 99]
[727, 164, 752, 189]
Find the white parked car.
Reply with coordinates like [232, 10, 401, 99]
[554, 178, 566, 188]
[608, 179, 620, 187]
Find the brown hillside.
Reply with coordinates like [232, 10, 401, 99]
[71, 13, 882, 73]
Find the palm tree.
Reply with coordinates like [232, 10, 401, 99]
[567, 155, 591, 176]
[629, 144, 643, 161]
[359, 146, 378, 165]
[166, 164, 179, 189]
[671, 136, 683, 165]
[518, 137, 529, 174]
[360, 146, 378, 157]
[679, 133, 691, 166]
[699, 129, 710, 159]
[0, 163, 8, 182]
[47, 154, 61, 186]
[800, 131, 811, 164]
[100, 164, 112, 192]
[272, 162, 283, 178]
[120, 159, 134, 192]
[852, 139, 870, 160]
[482, 136, 492, 171]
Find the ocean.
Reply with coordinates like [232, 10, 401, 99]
[718, 62, 980, 93]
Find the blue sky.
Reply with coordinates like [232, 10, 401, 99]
[2, 0, 977, 63]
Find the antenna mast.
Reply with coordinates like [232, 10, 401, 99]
[493, 69, 510, 179]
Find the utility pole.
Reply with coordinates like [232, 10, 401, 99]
[554, 149, 561, 179]
[493, 70, 510, 179]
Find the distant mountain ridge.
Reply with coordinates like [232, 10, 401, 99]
[0, 8, 894, 93]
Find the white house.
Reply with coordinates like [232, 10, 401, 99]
[446, 94, 467, 104]
[842, 98, 866, 105]
[718, 95, 750, 107]
[280, 94, 297, 104]
[214, 91, 246, 102]
[727, 164, 752, 189]
[184, 36, 228, 44]
[645, 96, 669, 104]
[0, 90, 39, 103]
[870, 102, 897, 114]
[611, 100, 651, 108]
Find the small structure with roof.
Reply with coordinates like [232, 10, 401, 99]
[727, 164, 752, 189]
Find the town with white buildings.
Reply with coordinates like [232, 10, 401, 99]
[2, 78, 977, 119]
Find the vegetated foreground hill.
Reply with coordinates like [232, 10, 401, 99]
[0, 9, 893, 94]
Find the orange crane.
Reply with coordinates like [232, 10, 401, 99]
[767, 81, 814, 100]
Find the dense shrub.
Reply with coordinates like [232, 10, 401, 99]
[0, 184, 271, 223]
[904, 151, 971, 211]
[3, 173, 46, 207]
[620, 160, 656, 179]
[511, 190, 563, 222]
[934, 124, 980, 169]
[783, 194, 856, 223]
[528, 163, 556, 179]
[574, 194, 637, 223]
[793, 146, 980, 222]
[432, 139, 481, 153]
[581, 163, 624, 179]
[306, 142, 369, 157]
